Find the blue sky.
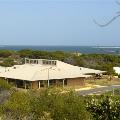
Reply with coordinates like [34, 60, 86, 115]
[0, 0, 120, 46]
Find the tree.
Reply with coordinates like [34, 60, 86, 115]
[1, 58, 14, 67]
[0, 50, 13, 58]
[18, 49, 33, 58]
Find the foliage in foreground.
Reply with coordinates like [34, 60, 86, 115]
[0, 89, 90, 120]
[1, 87, 120, 120]
[86, 95, 120, 120]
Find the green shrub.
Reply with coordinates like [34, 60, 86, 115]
[1, 91, 32, 119]
[30, 89, 90, 120]
[86, 95, 120, 120]
[0, 58, 15, 67]
[0, 79, 12, 90]
[1, 89, 90, 120]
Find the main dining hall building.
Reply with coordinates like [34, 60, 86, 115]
[0, 58, 105, 89]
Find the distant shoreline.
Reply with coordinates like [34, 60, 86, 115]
[1, 45, 120, 47]
[0, 45, 120, 54]
[93, 47, 120, 49]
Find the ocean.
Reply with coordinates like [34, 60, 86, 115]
[0, 45, 120, 54]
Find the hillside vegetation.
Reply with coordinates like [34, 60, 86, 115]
[0, 49, 120, 74]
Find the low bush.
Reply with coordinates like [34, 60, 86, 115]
[0, 79, 12, 91]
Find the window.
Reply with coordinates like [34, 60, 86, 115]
[48, 61, 51, 65]
[54, 61, 57, 65]
[42, 60, 57, 66]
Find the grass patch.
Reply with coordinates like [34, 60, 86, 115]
[85, 78, 120, 86]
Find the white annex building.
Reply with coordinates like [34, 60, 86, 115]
[113, 67, 120, 75]
[0, 58, 105, 89]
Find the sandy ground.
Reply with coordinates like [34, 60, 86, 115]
[75, 85, 107, 92]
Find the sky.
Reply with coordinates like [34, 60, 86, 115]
[0, 0, 120, 46]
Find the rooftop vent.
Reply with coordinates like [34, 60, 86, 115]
[13, 67, 16, 69]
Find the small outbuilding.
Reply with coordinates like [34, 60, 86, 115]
[113, 67, 120, 75]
